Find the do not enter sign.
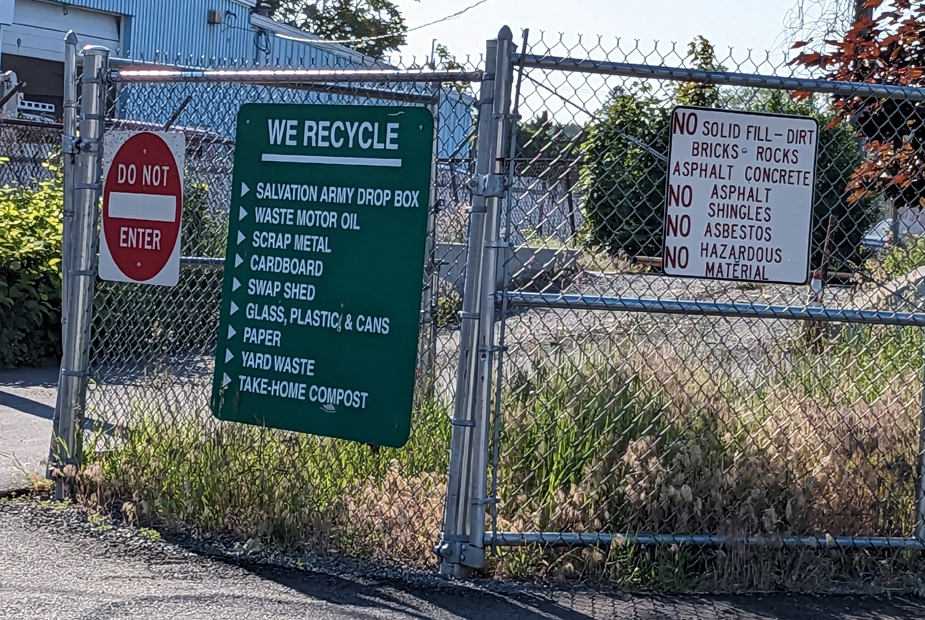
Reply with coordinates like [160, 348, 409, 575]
[100, 131, 186, 286]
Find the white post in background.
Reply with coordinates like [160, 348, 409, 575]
[51, 44, 109, 499]
[438, 26, 514, 578]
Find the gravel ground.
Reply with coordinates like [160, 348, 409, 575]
[2, 496, 925, 620]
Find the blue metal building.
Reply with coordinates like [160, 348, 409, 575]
[0, 0, 471, 157]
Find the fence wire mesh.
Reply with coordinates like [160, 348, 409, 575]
[481, 32, 925, 588]
[0, 120, 61, 187]
[80, 57, 482, 569]
[68, 28, 925, 592]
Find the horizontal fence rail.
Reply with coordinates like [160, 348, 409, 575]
[487, 532, 925, 549]
[502, 292, 925, 327]
[519, 54, 925, 100]
[110, 66, 484, 84]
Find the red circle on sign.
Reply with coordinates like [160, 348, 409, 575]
[102, 132, 183, 282]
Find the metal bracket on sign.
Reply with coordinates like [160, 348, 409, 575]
[472, 497, 499, 506]
[450, 418, 475, 428]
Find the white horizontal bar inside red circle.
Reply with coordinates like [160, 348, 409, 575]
[108, 192, 177, 222]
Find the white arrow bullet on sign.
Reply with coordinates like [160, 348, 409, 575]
[225, 349, 234, 363]
[232, 277, 241, 291]
[241, 182, 250, 197]
[237, 230, 246, 244]
[239, 207, 248, 221]
[222, 373, 231, 387]
[230, 301, 239, 315]
[234, 254, 243, 268]
[228, 325, 236, 339]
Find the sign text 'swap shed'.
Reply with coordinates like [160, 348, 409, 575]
[211, 104, 434, 448]
[100, 131, 186, 286]
[663, 107, 819, 284]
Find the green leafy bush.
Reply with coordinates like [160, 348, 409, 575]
[0, 160, 63, 366]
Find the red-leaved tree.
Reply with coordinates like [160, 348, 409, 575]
[792, 0, 925, 208]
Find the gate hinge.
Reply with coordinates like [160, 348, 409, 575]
[61, 136, 79, 155]
[468, 173, 506, 198]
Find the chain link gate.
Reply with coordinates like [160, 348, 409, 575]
[50, 31, 492, 569]
[49, 24, 925, 587]
[436, 31, 925, 584]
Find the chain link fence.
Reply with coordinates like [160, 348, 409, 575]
[0, 119, 61, 187]
[62, 48, 483, 570]
[472, 31, 925, 588]
[53, 26, 925, 592]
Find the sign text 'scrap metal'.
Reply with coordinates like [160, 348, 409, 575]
[211, 104, 434, 447]
[663, 107, 819, 284]
[100, 131, 186, 286]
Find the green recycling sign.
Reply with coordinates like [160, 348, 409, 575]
[211, 103, 434, 447]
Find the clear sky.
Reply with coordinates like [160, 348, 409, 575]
[391, 0, 799, 65]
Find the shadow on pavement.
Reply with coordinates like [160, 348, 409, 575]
[0, 390, 54, 420]
[199, 552, 925, 620]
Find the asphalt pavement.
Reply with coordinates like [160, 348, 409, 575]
[0, 366, 57, 494]
[2, 498, 925, 620]
[3, 368, 925, 618]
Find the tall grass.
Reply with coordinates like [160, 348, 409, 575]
[78, 321, 925, 590]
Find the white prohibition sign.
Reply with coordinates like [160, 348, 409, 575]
[662, 106, 818, 285]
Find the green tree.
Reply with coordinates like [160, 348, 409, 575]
[263, 0, 409, 60]
[579, 36, 876, 269]
[579, 37, 719, 257]
[761, 91, 877, 270]
[0, 159, 63, 366]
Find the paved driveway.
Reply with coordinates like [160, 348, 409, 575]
[0, 366, 57, 494]
[3, 498, 925, 620]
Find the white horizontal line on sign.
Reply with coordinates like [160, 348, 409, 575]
[261, 153, 402, 167]
[108, 192, 177, 222]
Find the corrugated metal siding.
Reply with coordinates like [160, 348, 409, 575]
[62, 0, 472, 157]
[65, 0, 347, 67]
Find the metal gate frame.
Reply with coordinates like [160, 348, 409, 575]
[437, 31, 925, 577]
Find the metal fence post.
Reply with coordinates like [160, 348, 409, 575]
[61, 31, 79, 332]
[418, 86, 442, 402]
[916, 338, 925, 542]
[438, 33, 503, 578]
[466, 26, 515, 560]
[51, 45, 109, 499]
